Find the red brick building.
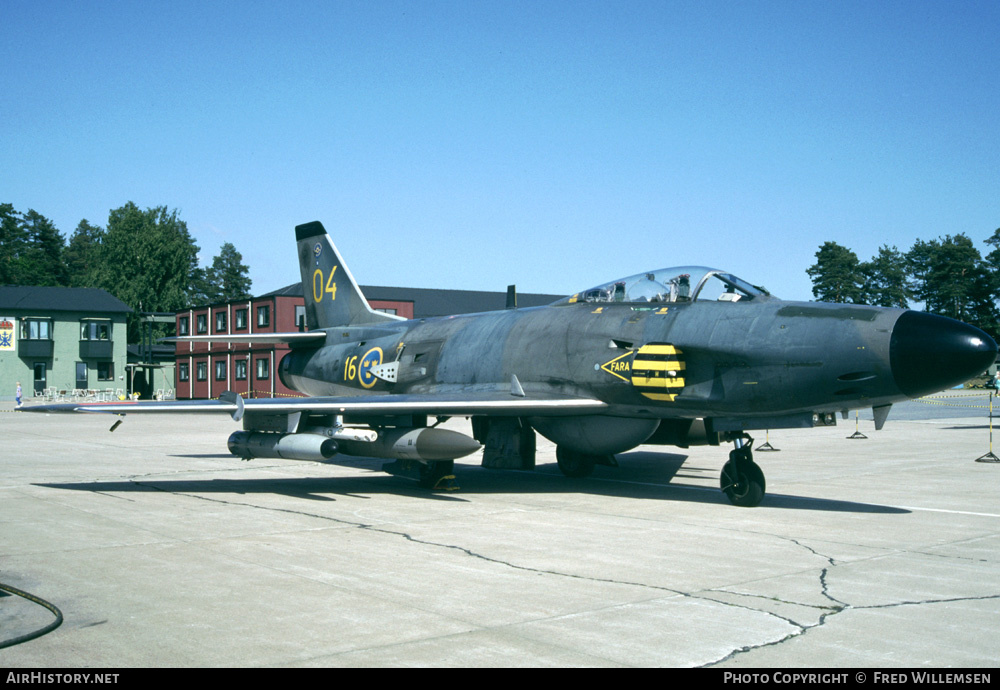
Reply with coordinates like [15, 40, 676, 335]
[173, 283, 559, 400]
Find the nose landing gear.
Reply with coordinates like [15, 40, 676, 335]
[721, 436, 766, 507]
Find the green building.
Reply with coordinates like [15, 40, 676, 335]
[1, 286, 130, 402]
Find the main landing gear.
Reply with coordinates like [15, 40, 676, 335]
[383, 459, 459, 491]
[555, 437, 767, 508]
[720, 436, 766, 507]
[555, 447, 616, 478]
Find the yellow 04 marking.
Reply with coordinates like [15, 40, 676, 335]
[312, 266, 338, 303]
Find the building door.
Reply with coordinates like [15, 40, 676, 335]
[76, 362, 88, 390]
[33, 362, 47, 395]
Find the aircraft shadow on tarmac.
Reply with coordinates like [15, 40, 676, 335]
[35, 450, 908, 514]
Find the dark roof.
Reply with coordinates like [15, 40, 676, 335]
[259, 283, 564, 318]
[258, 283, 305, 299]
[0, 286, 131, 313]
[127, 343, 176, 362]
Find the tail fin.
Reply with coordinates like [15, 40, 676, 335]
[295, 221, 404, 329]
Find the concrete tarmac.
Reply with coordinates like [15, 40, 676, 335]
[1, 392, 998, 667]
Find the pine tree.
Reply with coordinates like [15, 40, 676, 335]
[806, 241, 863, 303]
[205, 242, 252, 302]
[64, 219, 106, 287]
[859, 245, 910, 308]
[906, 234, 998, 337]
[0, 203, 25, 284]
[18, 210, 68, 286]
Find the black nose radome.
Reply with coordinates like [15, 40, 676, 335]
[890, 311, 997, 398]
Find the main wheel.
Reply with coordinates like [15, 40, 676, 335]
[419, 460, 456, 490]
[556, 447, 598, 478]
[720, 458, 765, 507]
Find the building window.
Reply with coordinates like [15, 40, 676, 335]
[257, 305, 270, 327]
[215, 361, 227, 381]
[375, 308, 398, 315]
[256, 358, 269, 380]
[76, 362, 88, 389]
[235, 359, 247, 381]
[178, 362, 190, 381]
[97, 362, 114, 381]
[20, 318, 51, 340]
[196, 314, 207, 334]
[235, 308, 248, 330]
[196, 362, 207, 381]
[295, 305, 306, 328]
[215, 311, 226, 332]
[179, 317, 189, 335]
[80, 320, 110, 341]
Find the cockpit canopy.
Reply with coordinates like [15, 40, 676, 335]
[557, 266, 770, 306]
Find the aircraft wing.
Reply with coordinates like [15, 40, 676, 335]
[21, 391, 609, 418]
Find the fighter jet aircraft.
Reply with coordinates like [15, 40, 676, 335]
[23, 221, 998, 506]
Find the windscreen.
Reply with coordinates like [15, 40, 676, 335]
[559, 267, 770, 305]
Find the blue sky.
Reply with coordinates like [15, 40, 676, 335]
[3, 0, 998, 301]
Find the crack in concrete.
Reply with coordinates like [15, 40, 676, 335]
[123, 478, 816, 664]
[785, 536, 838, 567]
[122, 479, 1000, 668]
[697, 531, 858, 667]
[700, 535, 1000, 667]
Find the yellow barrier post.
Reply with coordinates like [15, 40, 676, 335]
[847, 409, 867, 439]
[976, 391, 999, 463]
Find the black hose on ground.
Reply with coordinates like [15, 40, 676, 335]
[0, 581, 63, 649]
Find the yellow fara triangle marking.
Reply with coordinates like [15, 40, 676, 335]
[600, 351, 633, 382]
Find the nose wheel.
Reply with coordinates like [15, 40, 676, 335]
[721, 437, 766, 507]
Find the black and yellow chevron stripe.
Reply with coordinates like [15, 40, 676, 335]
[630, 343, 685, 402]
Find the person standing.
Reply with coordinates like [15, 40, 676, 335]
[16, 381, 22, 408]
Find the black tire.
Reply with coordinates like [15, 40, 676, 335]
[418, 460, 455, 489]
[556, 447, 598, 478]
[720, 459, 765, 507]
